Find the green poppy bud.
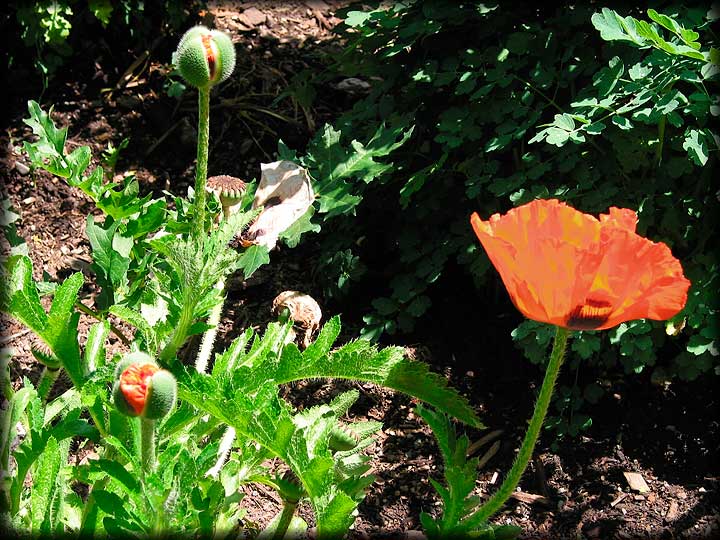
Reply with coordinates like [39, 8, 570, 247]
[173, 26, 236, 89]
[112, 352, 177, 420]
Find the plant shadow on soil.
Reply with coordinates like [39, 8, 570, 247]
[3, 3, 719, 539]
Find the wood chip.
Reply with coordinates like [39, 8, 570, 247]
[304, 0, 329, 11]
[239, 7, 267, 27]
[623, 471, 650, 493]
[610, 492, 628, 507]
[510, 491, 552, 506]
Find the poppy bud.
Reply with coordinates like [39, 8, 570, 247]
[173, 26, 236, 89]
[112, 352, 177, 420]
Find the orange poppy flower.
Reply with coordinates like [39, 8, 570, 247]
[119, 363, 159, 415]
[470, 199, 690, 331]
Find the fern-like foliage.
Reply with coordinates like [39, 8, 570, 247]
[417, 405, 522, 540]
[175, 316, 483, 539]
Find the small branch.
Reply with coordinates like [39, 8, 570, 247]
[75, 302, 131, 346]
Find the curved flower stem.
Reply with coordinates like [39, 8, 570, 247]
[140, 418, 157, 474]
[193, 87, 211, 240]
[272, 499, 299, 540]
[470, 326, 570, 526]
[37, 366, 60, 402]
[158, 302, 195, 366]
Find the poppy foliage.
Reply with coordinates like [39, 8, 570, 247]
[470, 199, 691, 331]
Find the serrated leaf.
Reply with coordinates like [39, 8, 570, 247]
[30, 436, 64, 534]
[4, 255, 48, 334]
[44, 272, 83, 354]
[303, 315, 342, 363]
[86, 216, 131, 307]
[236, 244, 271, 279]
[109, 305, 158, 354]
[84, 320, 110, 371]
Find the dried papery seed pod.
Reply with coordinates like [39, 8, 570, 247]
[112, 352, 177, 420]
[173, 26, 236, 89]
[271, 291, 322, 349]
[206, 175, 247, 219]
[240, 160, 315, 250]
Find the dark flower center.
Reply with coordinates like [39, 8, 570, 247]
[565, 298, 612, 330]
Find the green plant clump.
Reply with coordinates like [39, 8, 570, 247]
[0, 24, 481, 535]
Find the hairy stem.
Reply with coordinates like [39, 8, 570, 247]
[468, 326, 570, 526]
[159, 302, 195, 366]
[195, 277, 227, 373]
[193, 87, 211, 240]
[37, 366, 60, 402]
[272, 499, 299, 540]
[205, 426, 236, 478]
[141, 418, 157, 474]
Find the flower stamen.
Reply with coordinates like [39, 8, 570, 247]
[565, 298, 613, 330]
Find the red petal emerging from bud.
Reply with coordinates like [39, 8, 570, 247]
[201, 33, 217, 80]
[119, 363, 159, 415]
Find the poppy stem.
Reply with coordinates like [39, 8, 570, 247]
[140, 417, 157, 474]
[193, 86, 211, 240]
[470, 326, 570, 526]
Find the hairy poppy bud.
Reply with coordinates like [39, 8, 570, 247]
[173, 26, 236, 89]
[112, 352, 177, 420]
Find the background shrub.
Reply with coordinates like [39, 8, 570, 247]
[283, 2, 718, 437]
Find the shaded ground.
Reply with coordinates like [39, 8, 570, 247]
[1, 2, 718, 539]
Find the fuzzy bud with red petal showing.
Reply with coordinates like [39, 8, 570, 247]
[173, 26, 236, 89]
[112, 352, 177, 420]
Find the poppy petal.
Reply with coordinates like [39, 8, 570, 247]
[470, 199, 690, 331]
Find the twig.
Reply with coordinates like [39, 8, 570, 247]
[467, 429, 503, 456]
[509, 491, 552, 506]
[0, 328, 31, 344]
[74, 302, 131, 346]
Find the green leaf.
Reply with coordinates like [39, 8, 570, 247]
[84, 321, 110, 370]
[44, 272, 83, 353]
[88, 0, 113, 26]
[236, 244, 271, 279]
[279, 207, 321, 248]
[0, 386, 36, 475]
[591, 9, 644, 45]
[275, 326, 482, 427]
[647, 9, 700, 49]
[303, 315, 342, 363]
[109, 305, 158, 354]
[86, 216, 131, 307]
[683, 128, 710, 166]
[3, 255, 48, 334]
[30, 436, 65, 534]
[593, 56, 624, 96]
[308, 122, 413, 217]
[345, 10, 371, 27]
[612, 115, 634, 130]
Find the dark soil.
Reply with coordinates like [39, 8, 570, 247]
[1, 2, 718, 539]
